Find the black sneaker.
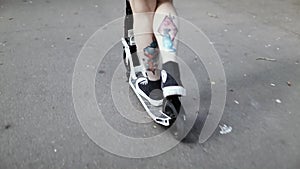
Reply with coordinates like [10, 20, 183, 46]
[161, 69, 186, 97]
[136, 76, 163, 106]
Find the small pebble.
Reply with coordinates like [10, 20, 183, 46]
[4, 124, 11, 129]
[211, 81, 216, 85]
[285, 17, 292, 21]
[153, 125, 157, 129]
[247, 35, 252, 38]
[287, 81, 292, 86]
[234, 100, 240, 105]
[275, 99, 282, 104]
[207, 12, 218, 18]
[202, 147, 208, 153]
[98, 70, 105, 74]
[276, 47, 280, 51]
[54, 149, 57, 152]
[270, 83, 276, 87]
[265, 44, 271, 48]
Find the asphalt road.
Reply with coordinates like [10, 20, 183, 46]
[0, 0, 300, 168]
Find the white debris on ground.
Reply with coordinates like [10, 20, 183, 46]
[265, 44, 271, 48]
[219, 124, 232, 135]
[207, 12, 218, 18]
[234, 100, 240, 105]
[275, 99, 282, 104]
[270, 83, 276, 87]
[256, 57, 277, 62]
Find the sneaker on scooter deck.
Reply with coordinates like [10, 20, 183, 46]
[136, 75, 163, 107]
[161, 61, 186, 119]
[161, 61, 187, 139]
[128, 72, 172, 126]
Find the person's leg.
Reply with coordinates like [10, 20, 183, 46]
[130, 0, 163, 106]
[153, 0, 185, 97]
[129, 0, 160, 80]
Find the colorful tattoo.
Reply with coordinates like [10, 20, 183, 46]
[158, 14, 178, 52]
[143, 41, 159, 72]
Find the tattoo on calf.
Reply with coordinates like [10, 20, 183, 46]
[143, 41, 160, 73]
[158, 14, 178, 52]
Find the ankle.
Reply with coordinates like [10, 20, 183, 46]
[146, 70, 160, 81]
[162, 61, 182, 86]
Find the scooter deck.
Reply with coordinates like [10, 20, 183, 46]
[121, 37, 172, 126]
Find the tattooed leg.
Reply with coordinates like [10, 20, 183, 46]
[142, 41, 160, 74]
[153, 0, 178, 63]
[158, 15, 177, 52]
[153, 0, 184, 92]
[130, 0, 160, 80]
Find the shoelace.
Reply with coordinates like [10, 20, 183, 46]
[140, 78, 148, 85]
